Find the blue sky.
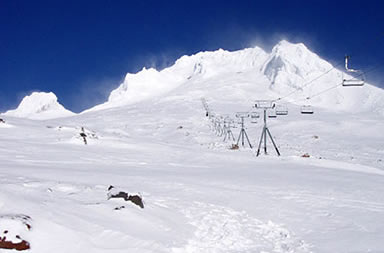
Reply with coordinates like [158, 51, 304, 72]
[1, 0, 383, 112]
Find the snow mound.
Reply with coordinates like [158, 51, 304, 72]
[3, 92, 75, 120]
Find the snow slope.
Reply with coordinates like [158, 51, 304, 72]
[87, 40, 384, 115]
[2, 92, 75, 120]
[1, 94, 384, 253]
[0, 40, 384, 253]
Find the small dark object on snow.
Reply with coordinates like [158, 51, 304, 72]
[177, 126, 183, 129]
[0, 118, 5, 123]
[302, 153, 310, 158]
[109, 191, 129, 201]
[107, 186, 144, 209]
[230, 144, 239, 150]
[114, 206, 125, 210]
[80, 127, 87, 145]
[128, 195, 144, 209]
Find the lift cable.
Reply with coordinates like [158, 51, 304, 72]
[293, 60, 384, 102]
[274, 60, 344, 103]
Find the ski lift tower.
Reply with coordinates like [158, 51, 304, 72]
[223, 116, 236, 142]
[254, 100, 280, 156]
[235, 112, 253, 148]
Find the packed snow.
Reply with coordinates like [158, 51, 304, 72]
[0, 40, 383, 253]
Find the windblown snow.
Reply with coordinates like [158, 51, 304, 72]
[88, 40, 384, 115]
[0, 40, 384, 253]
[3, 92, 75, 120]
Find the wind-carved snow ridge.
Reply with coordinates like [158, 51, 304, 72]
[86, 39, 384, 115]
[3, 92, 75, 120]
[172, 202, 311, 253]
[262, 40, 330, 90]
[88, 47, 268, 111]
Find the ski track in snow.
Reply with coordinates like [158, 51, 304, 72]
[0, 175, 313, 253]
[173, 202, 311, 253]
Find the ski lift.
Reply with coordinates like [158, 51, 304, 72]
[268, 110, 277, 118]
[301, 105, 314, 114]
[235, 112, 249, 126]
[250, 112, 259, 123]
[342, 56, 365, 87]
[224, 117, 236, 129]
[223, 116, 231, 126]
[275, 105, 288, 115]
[235, 112, 250, 118]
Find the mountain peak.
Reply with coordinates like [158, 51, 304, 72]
[262, 40, 331, 89]
[3, 91, 75, 120]
[270, 40, 314, 60]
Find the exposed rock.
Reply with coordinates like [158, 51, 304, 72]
[107, 185, 144, 209]
[0, 239, 30, 251]
[0, 215, 32, 251]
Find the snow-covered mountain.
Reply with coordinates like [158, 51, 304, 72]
[1, 40, 384, 253]
[4, 40, 383, 117]
[2, 92, 75, 120]
[87, 40, 384, 115]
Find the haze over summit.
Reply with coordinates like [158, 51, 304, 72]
[0, 0, 383, 112]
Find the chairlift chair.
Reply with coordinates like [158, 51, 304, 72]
[301, 105, 314, 114]
[223, 117, 232, 127]
[342, 56, 365, 87]
[275, 105, 288, 115]
[250, 112, 260, 123]
[228, 119, 236, 128]
[268, 110, 277, 118]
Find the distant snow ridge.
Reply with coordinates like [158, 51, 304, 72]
[89, 46, 268, 111]
[88, 39, 384, 114]
[3, 92, 75, 120]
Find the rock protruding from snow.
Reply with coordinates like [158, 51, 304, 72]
[0, 214, 32, 251]
[3, 92, 75, 120]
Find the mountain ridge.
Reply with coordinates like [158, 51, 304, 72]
[3, 40, 384, 118]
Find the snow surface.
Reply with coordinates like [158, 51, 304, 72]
[1, 40, 384, 252]
[2, 92, 75, 120]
